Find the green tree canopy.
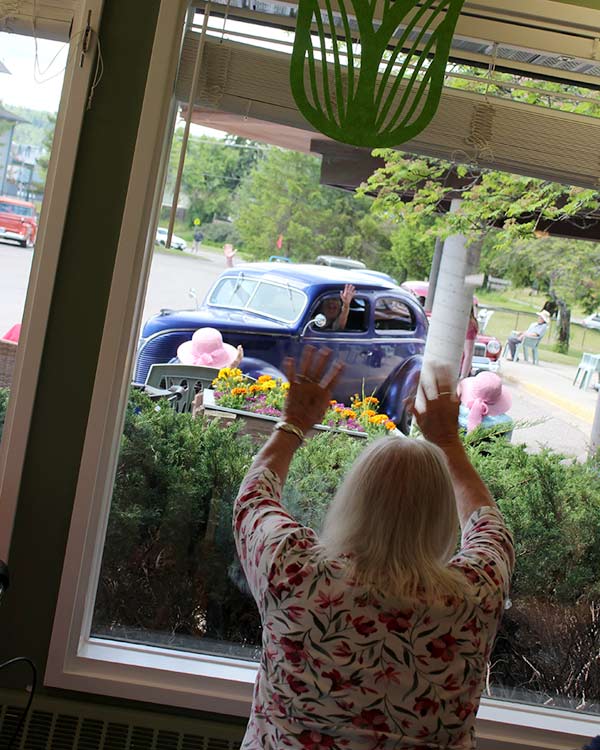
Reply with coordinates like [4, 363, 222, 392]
[234, 148, 390, 262]
[361, 150, 600, 350]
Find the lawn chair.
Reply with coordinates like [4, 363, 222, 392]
[502, 335, 542, 364]
[573, 353, 600, 390]
[144, 363, 220, 414]
[0, 339, 18, 389]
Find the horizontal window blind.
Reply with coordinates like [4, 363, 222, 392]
[176, 31, 600, 189]
[0, 0, 78, 41]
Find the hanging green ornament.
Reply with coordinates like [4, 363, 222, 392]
[290, 0, 466, 147]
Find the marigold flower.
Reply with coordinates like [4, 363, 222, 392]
[369, 414, 388, 425]
[217, 367, 231, 379]
[281, 382, 290, 390]
[363, 409, 376, 417]
[342, 409, 357, 419]
[329, 400, 338, 406]
[385, 421, 396, 430]
[363, 396, 379, 405]
[248, 384, 261, 393]
[231, 387, 248, 397]
[258, 374, 274, 383]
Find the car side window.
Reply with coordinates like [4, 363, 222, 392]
[374, 297, 415, 333]
[311, 295, 369, 333]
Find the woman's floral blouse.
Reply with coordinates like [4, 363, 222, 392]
[234, 467, 514, 749]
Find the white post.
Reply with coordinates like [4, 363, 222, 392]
[591, 390, 600, 457]
[425, 237, 443, 313]
[421, 200, 473, 377]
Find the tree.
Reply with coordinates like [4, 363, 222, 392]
[166, 131, 263, 225]
[361, 151, 600, 351]
[234, 148, 390, 261]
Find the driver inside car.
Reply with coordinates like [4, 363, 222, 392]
[318, 284, 356, 331]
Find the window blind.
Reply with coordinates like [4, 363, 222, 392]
[0, 0, 77, 41]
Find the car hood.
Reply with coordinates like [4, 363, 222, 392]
[141, 305, 294, 337]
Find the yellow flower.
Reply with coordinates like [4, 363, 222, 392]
[260, 380, 276, 390]
[385, 421, 396, 430]
[231, 387, 248, 397]
[369, 414, 388, 425]
[217, 367, 231, 379]
[352, 399, 363, 408]
[258, 374, 274, 383]
[281, 382, 290, 390]
[342, 409, 357, 419]
[363, 409, 376, 417]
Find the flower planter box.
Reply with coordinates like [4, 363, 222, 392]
[201, 389, 368, 441]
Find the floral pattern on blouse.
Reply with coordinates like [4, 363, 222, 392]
[233, 466, 515, 750]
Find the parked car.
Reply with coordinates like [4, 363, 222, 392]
[155, 226, 187, 250]
[135, 263, 428, 432]
[401, 280, 502, 373]
[0, 196, 37, 247]
[315, 255, 367, 270]
[583, 312, 600, 330]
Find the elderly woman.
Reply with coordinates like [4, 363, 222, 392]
[234, 347, 514, 749]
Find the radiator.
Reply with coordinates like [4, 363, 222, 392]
[0, 690, 244, 750]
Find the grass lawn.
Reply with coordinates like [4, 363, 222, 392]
[477, 289, 600, 365]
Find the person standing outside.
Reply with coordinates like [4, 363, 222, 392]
[192, 226, 204, 254]
[234, 348, 514, 749]
[224, 243, 237, 268]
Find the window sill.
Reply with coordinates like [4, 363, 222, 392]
[45, 636, 598, 749]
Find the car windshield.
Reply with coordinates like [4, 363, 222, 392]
[209, 275, 306, 322]
[0, 201, 34, 217]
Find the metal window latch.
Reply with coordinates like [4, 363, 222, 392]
[79, 10, 93, 68]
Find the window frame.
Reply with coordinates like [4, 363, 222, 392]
[373, 294, 417, 335]
[0, 0, 107, 561]
[44, 1, 600, 744]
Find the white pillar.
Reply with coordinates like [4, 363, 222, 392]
[422, 200, 473, 378]
[425, 237, 443, 313]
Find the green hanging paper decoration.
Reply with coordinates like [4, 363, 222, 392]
[290, 0, 466, 147]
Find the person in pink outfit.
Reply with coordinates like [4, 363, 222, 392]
[234, 347, 514, 750]
[460, 307, 479, 379]
[223, 243, 237, 268]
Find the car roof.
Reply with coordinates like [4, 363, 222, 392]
[0, 196, 35, 207]
[232, 262, 400, 291]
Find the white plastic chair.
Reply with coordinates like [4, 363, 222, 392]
[573, 353, 600, 390]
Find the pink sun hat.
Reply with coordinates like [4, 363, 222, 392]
[459, 371, 512, 433]
[177, 328, 238, 367]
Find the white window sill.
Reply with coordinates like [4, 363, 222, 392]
[45, 636, 599, 749]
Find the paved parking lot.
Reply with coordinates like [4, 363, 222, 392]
[0, 240, 595, 458]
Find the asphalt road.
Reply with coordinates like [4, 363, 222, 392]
[0, 240, 592, 458]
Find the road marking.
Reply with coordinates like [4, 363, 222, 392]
[504, 374, 594, 424]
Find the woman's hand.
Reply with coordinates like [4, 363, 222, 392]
[283, 346, 344, 434]
[411, 366, 460, 449]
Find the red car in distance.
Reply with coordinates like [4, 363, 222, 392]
[401, 280, 502, 373]
[0, 196, 38, 248]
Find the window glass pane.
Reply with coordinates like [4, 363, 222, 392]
[0, 33, 66, 447]
[247, 282, 305, 322]
[374, 297, 414, 332]
[88, 12, 600, 726]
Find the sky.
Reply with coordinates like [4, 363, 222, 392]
[0, 30, 225, 138]
[0, 32, 67, 112]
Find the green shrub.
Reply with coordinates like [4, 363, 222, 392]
[0, 387, 8, 440]
[201, 220, 240, 247]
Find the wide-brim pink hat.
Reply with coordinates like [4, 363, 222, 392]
[177, 327, 238, 367]
[459, 371, 512, 416]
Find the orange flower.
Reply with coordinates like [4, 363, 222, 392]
[363, 396, 379, 405]
[385, 421, 396, 430]
[231, 387, 248, 397]
[258, 374, 274, 383]
[342, 409, 357, 419]
[248, 384, 261, 393]
[330, 400, 338, 406]
[369, 414, 388, 425]
[363, 409, 377, 417]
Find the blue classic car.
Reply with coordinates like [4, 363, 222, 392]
[135, 264, 428, 432]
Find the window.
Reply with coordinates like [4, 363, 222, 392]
[0, 200, 36, 217]
[312, 295, 369, 332]
[46, 3, 600, 745]
[374, 297, 415, 332]
[208, 276, 306, 323]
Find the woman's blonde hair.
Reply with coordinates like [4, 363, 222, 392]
[319, 436, 464, 600]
